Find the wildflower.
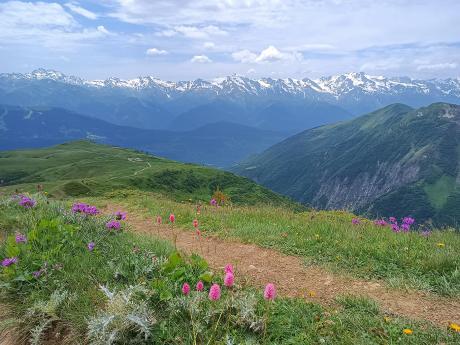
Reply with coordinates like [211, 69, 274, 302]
[210, 198, 217, 206]
[403, 328, 413, 335]
[264, 283, 276, 301]
[196, 229, 201, 236]
[437, 242, 445, 248]
[401, 223, 410, 232]
[19, 195, 36, 208]
[224, 264, 234, 274]
[1, 257, 18, 267]
[352, 218, 360, 225]
[224, 272, 234, 287]
[106, 220, 121, 231]
[391, 224, 400, 233]
[308, 290, 316, 297]
[32, 270, 42, 278]
[169, 214, 175, 223]
[421, 230, 431, 237]
[449, 322, 460, 332]
[71, 203, 99, 215]
[182, 283, 190, 296]
[193, 219, 199, 228]
[389, 217, 396, 223]
[156, 216, 162, 225]
[384, 316, 391, 323]
[209, 284, 221, 301]
[402, 217, 415, 225]
[374, 219, 387, 226]
[87, 242, 95, 251]
[196, 281, 204, 292]
[15, 233, 27, 244]
[114, 211, 126, 220]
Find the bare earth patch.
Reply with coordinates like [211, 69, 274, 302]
[107, 205, 460, 328]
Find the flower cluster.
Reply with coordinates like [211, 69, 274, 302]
[106, 220, 121, 231]
[374, 216, 416, 233]
[72, 202, 99, 215]
[19, 195, 36, 208]
[114, 211, 127, 220]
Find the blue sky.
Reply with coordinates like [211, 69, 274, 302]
[0, 0, 459, 80]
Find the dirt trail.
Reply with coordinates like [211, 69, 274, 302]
[107, 205, 460, 327]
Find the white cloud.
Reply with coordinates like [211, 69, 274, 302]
[190, 55, 212, 63]
[65, 2, 98, 20]
[146, 47, 168, 56]
[203, 42, 215, 49]
[416, 62, 458, 71]
[156, 29, 176, 37]
[97, 25, 110, 35]
[174, 25, 227, 39]
[232, 45, 302, 64]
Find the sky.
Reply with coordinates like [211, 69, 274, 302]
[0, 0, 459, 80]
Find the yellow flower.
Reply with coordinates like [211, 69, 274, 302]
[384, 316, 391, 323]
[449, 323, 460, 332]
[437, 243, 445, 248]
[308, 290, 316, 297]
[403, 328, 413, 335]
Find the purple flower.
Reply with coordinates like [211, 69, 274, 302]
[114, 211, 127, 220]
[106, 220, 121, 231]
[19, 196, 36, 208]
[32, 270, 42, 278]
[87, 242, 95, 251]
[72, 203, 99, 216]
[391, 224, 400, 233]
[421, 230, 431, 237]
[352, 218, 360, 225]
[389, 217, 396, 223]
[15, 233, 27, 244]
[374, 219, 387, 226]
[401, 223, 410, 232]
[210, 198, 217, 206]
[402, 217, 415, 225]
[2, 257, 18, 267]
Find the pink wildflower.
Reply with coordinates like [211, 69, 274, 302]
[264, 283, 276, 301]
[352, 218, 360, 225]
[224, 272, 234, 287]
[182, 282, 190, 296]
[156, 216, 162, 225]
[196, 281, 204, 291]
[209, 284, 221, 301]
[196, 229, 201, 236]
[224, 264, 233, 274]
[193, 219, 199, 228]
[169, 214, 175, 223]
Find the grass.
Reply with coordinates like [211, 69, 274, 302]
[1, 194, 459, 344]
[103, 190, 460, 296]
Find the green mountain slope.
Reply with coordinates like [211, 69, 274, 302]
[0, 141, 295, 206]
[234, 102, 460, 226]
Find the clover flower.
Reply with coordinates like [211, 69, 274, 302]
[224, 272, 234, 287]
[169, 214, 175, 223]
[264, 283, 276, 300]
[182, 283, 190, 296]
[224, 264, 234, 274]
[196, 281, 204, 291]
[209, 284, 221, 301]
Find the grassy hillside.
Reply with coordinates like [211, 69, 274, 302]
[1, 195, 459, 344]
[234, 103, 460, 226]
[0, 141, 296, 207]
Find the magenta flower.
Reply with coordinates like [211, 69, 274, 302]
[352, 218, 360, 225]
[224, 264, 234, 274]
[403, 217, 415, 225]
[32, 270, 42, 278]
[169, 214, 175, 223]
[19, 196, 36, 208]
[401, 223, 410, 232]
[208, 284, 221, 301]
[196, 281, 204, 291]
[87, 242, 95, 251]
[210, 198, 217, 206]
[374, 219, 387, 226]
[72, 203, 99, 215]
[106, 220, 121, 231]
[182, 282, 191, 296]
[391, 224, 400, 233]
[224, 272, 234, 287]
[2, 257, 18, 267]
[15, 233, 27, 244]
[193, 219, 199, 228]
[264, 283, 276, 301]
[114, 211, 127, 220]
[389, 217, 396, 223]
[156, 216, 162, 225]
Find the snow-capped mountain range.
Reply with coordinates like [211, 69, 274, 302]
[3, 68, 460, 98]
[1, 68, 459, 132]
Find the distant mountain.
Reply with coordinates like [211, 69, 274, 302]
[0, 105, 284, 167]
[1, 69, 459, 132]
[233, 103, 460, 226]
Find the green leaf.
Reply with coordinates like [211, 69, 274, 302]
[198, 271, 213, 283]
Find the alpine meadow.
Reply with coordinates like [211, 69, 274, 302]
[1, 1, 460, 344]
